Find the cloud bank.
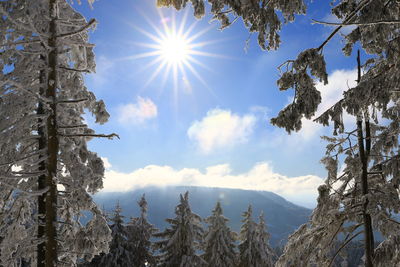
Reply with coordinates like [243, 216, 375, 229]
[187, 109, 257, 154]
[101, 161, 323, 208]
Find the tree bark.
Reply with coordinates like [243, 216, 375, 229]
[37, 56, 46, 267]
[356, 50, 374, 267]
[40, 0, 59, 266]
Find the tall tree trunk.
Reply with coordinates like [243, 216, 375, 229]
[39, 0, 59, 266]
[37, 55, 46, 267]
[356, 50, 374, 267]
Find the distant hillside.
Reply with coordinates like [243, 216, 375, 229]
[94, 186, 312, 247]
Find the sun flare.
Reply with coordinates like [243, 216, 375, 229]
[159, 33, 190, 64]
[129, 10, 222, 98]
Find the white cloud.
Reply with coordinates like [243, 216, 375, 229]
[187, 109, 256, 154]
[101, 162, 323, 208]
[118, 96, 158, 125]
[316, 69, 357, 118]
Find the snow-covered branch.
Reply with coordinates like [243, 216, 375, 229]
[312, 19, 400, 27]
[317, 0, 373, 51]
[57, 66, 91, 73]
[56, 98, 88, 104]
[58, 132, 120, 139]
[56, 18, 97, 39]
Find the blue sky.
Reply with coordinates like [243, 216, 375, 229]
[75, 0, 360, 207]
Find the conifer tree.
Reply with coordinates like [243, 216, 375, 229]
[202, 201, 237, 267]
[94, 202, 133, 267]
[154, 191, 205, 267]
[256, 212, 275, 267]
[275, 52, 400, 266]
[127, 194, 158, 267]
[0, 0, 114, 266]
[238, 206, 273, 267]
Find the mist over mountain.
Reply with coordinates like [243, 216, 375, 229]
[94, 186, 311, 246]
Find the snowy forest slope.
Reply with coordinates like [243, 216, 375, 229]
[94, 186, 311, 246]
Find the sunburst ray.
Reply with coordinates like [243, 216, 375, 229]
[128, 8, 225, 99]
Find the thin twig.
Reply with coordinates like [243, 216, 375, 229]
[312, 19, 400, 27]
[56, 18, 97, 39]
[58, 133, 120, 139]
[58, 124, 87, 129]
[328, 230, 364, 267]
[56, 98, 88, 104]
[57, 66, 90, 73]
[317, 0, 372, 51]
[385, 217, 400, 226]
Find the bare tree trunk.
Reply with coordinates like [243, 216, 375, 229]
[39, 0, 59, 266]
[356, 49, 374, 267]
[37, 55, 46, 267]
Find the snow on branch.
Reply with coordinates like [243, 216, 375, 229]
[317, 0, 373, 51]
[58, 124, 88, 129]
[328, 230, 364, 267]
[58, 132, 120, 139]
[0, 38, 42, 47]
[56, 18, 97, 39]
[312, 19, 400, 27]
[0, 149, 47, 167]
[0, 182, 49, 197]
[57, 66, 91, 73]
[56, 98, 88, 104]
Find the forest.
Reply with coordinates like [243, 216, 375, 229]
[0, 0, 399, 266]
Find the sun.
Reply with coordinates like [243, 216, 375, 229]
[159, 33, 190, 64]
[129, 9, 222, 97]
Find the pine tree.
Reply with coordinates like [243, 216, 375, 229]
[238, 205, 256, 267]
[238, 206, 273, 267]
[154, 191, 205, 267]
[127, 194, 158, 267]
[94, 202, 133, 267]
[0, 1, 115, 266]
[202, 201, 237, 267]
[256, 212, 275, 267]
[276, 51, 400, 267]
[165, 1, 400, 266]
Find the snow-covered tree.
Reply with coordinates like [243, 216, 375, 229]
[202, 201, 237, 267]
[0, 0, 114, 265]
[87, 202, 133, 267]
[126, 194, 158, 267]
[238, 206, 274, 267]
[154, 191, 206, 267]
[164, 1, 400, 266]
[276, 50, 400, 267]
[256, 211, 275, 267]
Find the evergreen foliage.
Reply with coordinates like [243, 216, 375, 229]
[238, 206, 274, 267]
[154, 191, 206, 267]
[202, 201, 237, 267]
[85, 202, 133, 267]
[126, 194, 158, 267]
[0, 0, 113, 265]
[255, 211, 275, 267]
